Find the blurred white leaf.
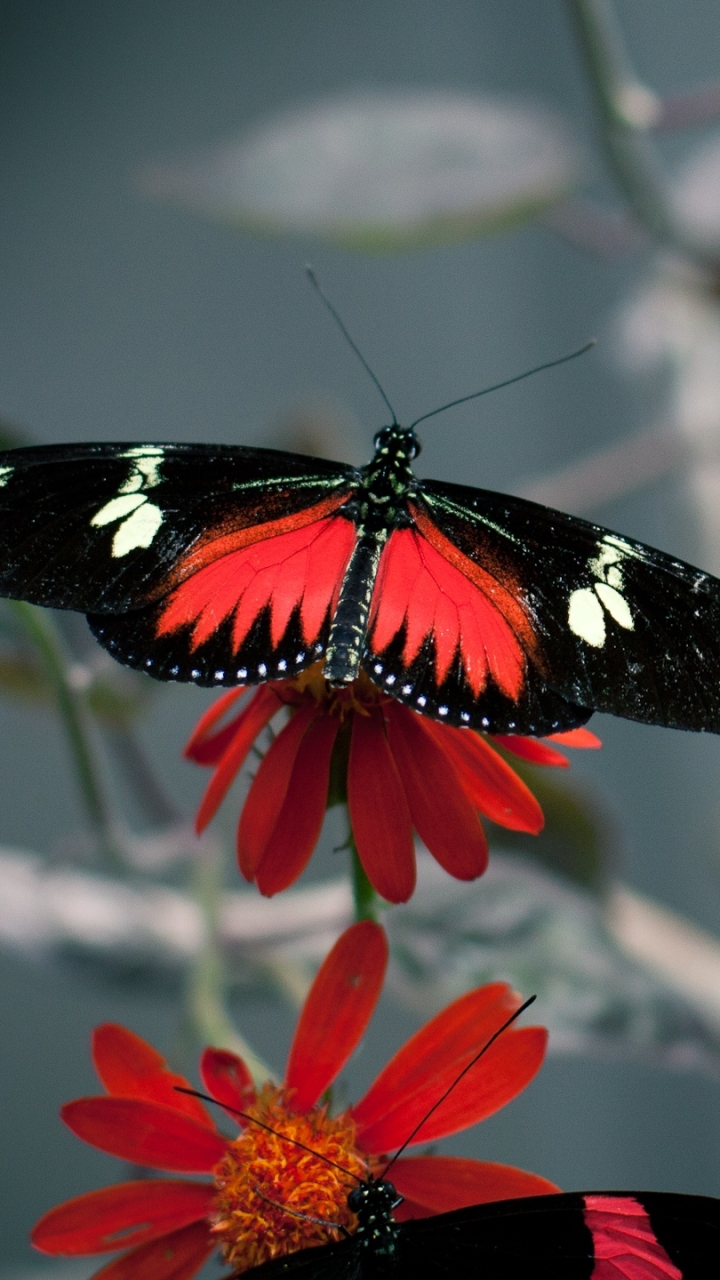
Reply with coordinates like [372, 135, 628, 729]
[141, 90, 582, 248]
[3, 846, 720, 1075]
[672, 130, 720, 252]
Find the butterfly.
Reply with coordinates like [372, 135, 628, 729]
[239, 1183, 719, 1278]
[1, 413, 720, 739]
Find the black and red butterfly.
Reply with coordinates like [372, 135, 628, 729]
[0, 412, 720, 738]
[240, 1184, 718, 1278]
[1, 286, 720, 739]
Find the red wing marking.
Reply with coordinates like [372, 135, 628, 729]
[156, 514, 356, 652]
[164, 492, 351, 587]
[370, 507, 537, 700]
[583, 1196, 682, 1280]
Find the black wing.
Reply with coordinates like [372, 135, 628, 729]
[393, 1190, 719, 1278]
[0, 443, 358, 687]
[230, 1235, 362, 1280]
[241, 1191, 719, 1278]
[0, 443, 355, 611]
[412, 480, 720, 734]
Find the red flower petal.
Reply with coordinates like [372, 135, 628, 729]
[390, 1156, 560, 1218]
[61, 1098, 227, 1173]
[285, 921, 388, 1111]
[347, 708, 416, 903]
[87, 1221, 213, 1280]
[492, 736, 570, 768]
[92, 1026, 213, 1129]
[384, 703, 488, 880]
[426, 721, 543, 832]
[194, 686, 284, 831]
[199, 1048, 255, 1120]
[236, 703, 317, 880]
[351, 983, 545, 1151]
[355, 1026, 546, 1153]
[548, 727, 602, 748]
[183, 688, 248, 763]
[253, 710, 341, 896]
[31, 1180, 213, 1255]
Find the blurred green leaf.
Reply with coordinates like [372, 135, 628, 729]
[492, 748, 611, 891]
[142, 89, 583, 250]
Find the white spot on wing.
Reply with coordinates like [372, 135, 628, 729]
[92, 493, 146, 526]
[111, 501, 163, 556]
[595, 582, 634, 630]
[568, 587, 606, 647]
[0, 465, 14, 488]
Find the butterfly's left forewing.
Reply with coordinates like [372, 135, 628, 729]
[0, 443, 359, 685]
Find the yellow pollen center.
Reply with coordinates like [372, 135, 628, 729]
[293, 662, 385, 720]
[210, 1085, 369, 1274]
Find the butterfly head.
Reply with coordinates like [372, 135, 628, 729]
[347, 1177, 403, 1257]
[372, 425, 421, 461]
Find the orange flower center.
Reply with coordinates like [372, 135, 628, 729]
[293, 662, 386, 719]
[211, 1085, 369, 1274]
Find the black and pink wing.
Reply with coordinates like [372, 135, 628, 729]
[363, 479, 720, 735]
[238, 1190, 719, 1278]
[0, 442, 359, 685]
[395, 1190, 718, 1278]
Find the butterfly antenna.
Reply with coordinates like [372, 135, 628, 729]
[174, 1086, 364, 1186]
[379, 994, 537, 1181]
[306, 267, 399, 425]
[409, 341, 596, 430]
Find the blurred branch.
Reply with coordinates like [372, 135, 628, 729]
[565, 0, 719, 267]
[656, 83, 720, 134]
[518, 420, 686, 514]
[184, 838, 274, 1083]
[5, 846, 720, 1074]
[8, 602, 121, 870]
[103, 725, 180, 828]
[542, 196, 648, 258]
[607, 886, 720, 1029]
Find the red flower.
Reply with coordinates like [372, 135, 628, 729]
[32, 922, 557, 1280]
[185, 664, 600, 903]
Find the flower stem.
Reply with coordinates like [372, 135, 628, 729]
[185, 836, 276, 1084]
[349, 831, 378, 922]
[565, 0, 719, 267]
[8, 601, 121, 868]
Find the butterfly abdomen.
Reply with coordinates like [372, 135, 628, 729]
[323, 528, 389, 685]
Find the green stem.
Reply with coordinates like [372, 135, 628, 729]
[8, 601, 120, 866]
[349, 830, 379, 922]
[565, 0, 719, 267]
[185, 839, 276, 1085]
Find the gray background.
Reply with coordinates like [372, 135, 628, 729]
[2, 0, 720, 1271]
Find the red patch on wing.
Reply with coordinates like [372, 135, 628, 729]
[583, 1196, 682, 1280]
[156, 513, 355, 652]
[369, 506, 537, 701]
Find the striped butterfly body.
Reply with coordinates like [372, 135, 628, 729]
[1, 430, 720, 736]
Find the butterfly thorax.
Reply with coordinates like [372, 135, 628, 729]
[347, 1178, 402, 1273]
[323, 427, 420, 685]
[356, 425, 420, 530]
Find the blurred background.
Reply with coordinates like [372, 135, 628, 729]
[4, 0, 720, 1273]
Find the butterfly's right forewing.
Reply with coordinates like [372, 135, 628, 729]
[0, 443, 356, 613]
